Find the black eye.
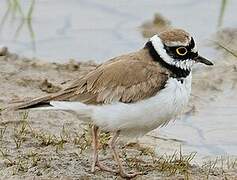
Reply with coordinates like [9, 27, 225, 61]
[176, 47, 188, 56]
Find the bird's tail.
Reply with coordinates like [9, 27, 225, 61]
[2, 93, 93, 122]
[40, 101, 93, 122]
[50, 101, 91, 112]
[3, 89, 76, 111]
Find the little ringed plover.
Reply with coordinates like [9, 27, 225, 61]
[6, 28, 213, 178]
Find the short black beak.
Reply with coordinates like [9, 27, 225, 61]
[194, 55, 213, 66]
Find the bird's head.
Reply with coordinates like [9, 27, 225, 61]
[147, 29, 213, 72]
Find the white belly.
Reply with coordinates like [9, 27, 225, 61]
[92, 74, 192, 137]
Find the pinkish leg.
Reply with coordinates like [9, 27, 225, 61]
[91, 125, 99, 173]
[91, 125, 118, 173]
[109, 131, 143, 178]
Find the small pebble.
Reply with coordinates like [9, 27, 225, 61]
[36, 171, 42, 176]
[0, 46, 8, 56]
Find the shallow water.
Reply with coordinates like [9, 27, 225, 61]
[0, 0, 237, 160]
[157, 93, 237, 159]
[0, 0, 236, 62]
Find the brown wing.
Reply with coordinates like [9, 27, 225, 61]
[8, 49, 170, 110]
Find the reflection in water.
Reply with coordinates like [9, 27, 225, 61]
[141, 0, 232, 39]
[141, 13, 171, 38]
[0, 0, 36, 51]
[218, 0, 228, 27]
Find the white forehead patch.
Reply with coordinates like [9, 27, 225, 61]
[150, 35, 194, 71]
[150, 35, 174, 65]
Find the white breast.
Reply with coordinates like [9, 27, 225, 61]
[92, 74, 192, 137]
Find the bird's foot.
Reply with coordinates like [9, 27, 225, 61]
[97, 161, 118, 173]
[119, 170, 144, 179]
[92, 161, 118, 173]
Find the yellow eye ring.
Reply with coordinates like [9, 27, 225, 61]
[176, 47, 188, 56]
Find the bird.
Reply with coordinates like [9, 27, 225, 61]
[5, 28, 213, 178]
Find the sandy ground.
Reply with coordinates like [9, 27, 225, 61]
[0, 28, 237, 179]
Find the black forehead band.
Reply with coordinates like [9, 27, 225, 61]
[189, 37, 195, 49]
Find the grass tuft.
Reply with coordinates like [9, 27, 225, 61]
[122, 144, 196, 177]
[0, 125, 7, 141]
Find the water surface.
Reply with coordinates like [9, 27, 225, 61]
[0, 0, 236, 62]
